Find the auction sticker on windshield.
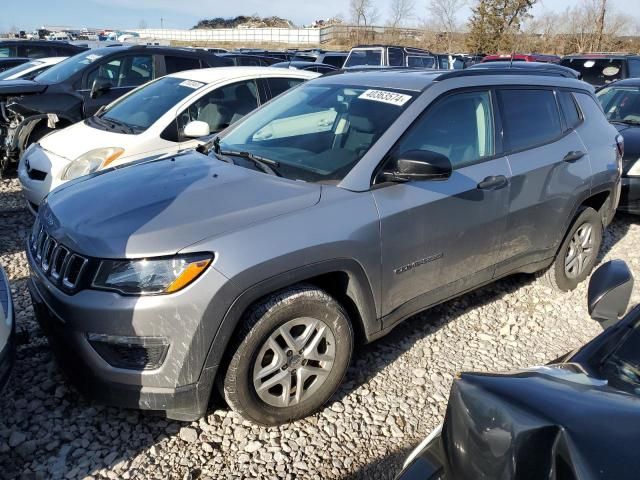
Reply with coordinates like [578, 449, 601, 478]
[359, 89, 412, 106]
[179, 80, 205, 89]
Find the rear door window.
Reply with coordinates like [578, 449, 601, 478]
[0, 46, 16, 58]
[266, 77, 305, 97]
[322, 55, 345, 68]
[388, 48, 404, 67]
[628, 59, 640, 78]
[20, 45, 52, 58]
[498, 89, 562, 152]
[165, 55, 201, 74]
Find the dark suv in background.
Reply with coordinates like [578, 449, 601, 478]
[561, 53, 640, 87]
[28, 68, 621, 425]
[0, 45, 227, 175]
[0, 40, 87, 59]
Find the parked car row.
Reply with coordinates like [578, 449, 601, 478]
[13, 64, 621, 428]
[18, 67, 318, 211]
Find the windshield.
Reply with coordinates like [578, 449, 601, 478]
[344, 49, 383, 68]
[596, 86, 640, 123]
[97, 76, 205, 132]
[561, 58, 624, 86]
[0, 60, 42, 80]
[35, 50, 106, 83]
[217, 83, 414, 182]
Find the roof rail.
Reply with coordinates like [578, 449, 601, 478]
[436, 68, 578, 80]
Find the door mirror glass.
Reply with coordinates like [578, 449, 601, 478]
[183, 120, 211, 138]
[90, 77, 112, 99]
[588, 260, 634, 326]
[383, 150, 452, 182]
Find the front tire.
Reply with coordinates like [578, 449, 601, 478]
[543, 207, 603, 291]
[223, 285, 353, 425]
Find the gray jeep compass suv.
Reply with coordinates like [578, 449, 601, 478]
[27, 69, 622, 425]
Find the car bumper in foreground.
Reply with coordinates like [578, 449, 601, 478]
[618, 176, 640, 214]
[0, 266, 15, 391]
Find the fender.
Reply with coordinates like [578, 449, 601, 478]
[10, 113, 74, 155]
[198, 258, 379, 386]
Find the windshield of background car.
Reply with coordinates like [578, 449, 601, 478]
[0, 60, 42, 80]
[218, 83, 415, 182]
[344, 49, 383, 67]
[35, 50, 106, 83]
[597, 86, 640, 123]
[597, 319, 640, 395]
[561, 58, 624, 85]
[98, 76, 205, 132]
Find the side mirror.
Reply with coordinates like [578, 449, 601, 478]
[588, 260, 634, 327]
[383, 150, 452, 183]
[183, 120, 211, 138]
[90, 77, 112, 99]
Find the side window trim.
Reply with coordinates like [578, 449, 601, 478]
[497, 86, 568, 156]
[373, 87, 499, 185]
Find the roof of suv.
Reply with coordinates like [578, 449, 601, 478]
[563, 53, 640, 59]
[167, 66, 319, 83]
[318, 68, 589, 92]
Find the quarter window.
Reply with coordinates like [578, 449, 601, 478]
[165, 55, 201, 74]
[558, 91, 582, 130]
[393, 90, 495, 169]
[498, 89, 562, 152]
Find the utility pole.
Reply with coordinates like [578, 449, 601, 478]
[595, 0, 607, 51]
[160, 17, 164, 29]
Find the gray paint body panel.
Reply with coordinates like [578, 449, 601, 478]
[27, 70, 620, 420]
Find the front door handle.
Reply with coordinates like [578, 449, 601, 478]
[563, 150, 585, 163]
[477, 175, 508, 190]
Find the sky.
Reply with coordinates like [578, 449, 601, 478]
[3, 0, 640, 32]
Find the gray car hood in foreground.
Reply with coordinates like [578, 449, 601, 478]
[44, 152, 321, 258]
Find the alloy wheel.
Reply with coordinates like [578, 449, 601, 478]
[252, 317, 336, 408]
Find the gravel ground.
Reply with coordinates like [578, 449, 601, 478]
[1, 175, 639, 480]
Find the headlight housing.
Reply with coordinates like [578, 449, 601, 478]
[61, 147, 124, 180]
[627, 158, 640, 177]
[92, 253, 212, 295]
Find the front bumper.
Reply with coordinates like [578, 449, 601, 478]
[0, 267, 16, 391]
[618, 175, 640, 215]
[17, 144, 68, 213]
[26, 243, 229, 421]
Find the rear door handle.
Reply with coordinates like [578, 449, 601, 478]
[563, 150, 585, 163]
[477, 175, 508, 190]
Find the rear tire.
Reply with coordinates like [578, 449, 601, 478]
[543, 207, 602, 291]
[223, 284, 353, 426]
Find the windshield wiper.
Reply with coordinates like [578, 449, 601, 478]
[218, 150, 281, 176]
[101, 116, 135, 134]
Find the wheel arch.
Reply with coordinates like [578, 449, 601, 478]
[201, 259, 379, 393]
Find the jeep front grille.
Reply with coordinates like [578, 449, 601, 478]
[30, 217, 88, 292]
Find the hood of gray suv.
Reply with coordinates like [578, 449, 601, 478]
[44, 151, 321, 258]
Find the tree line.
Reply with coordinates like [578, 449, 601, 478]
[347, 0, 639, 54]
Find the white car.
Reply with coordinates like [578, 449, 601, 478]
[0, 57, 67, 81]
[18, 66, 319, 212]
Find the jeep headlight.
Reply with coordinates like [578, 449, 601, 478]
[61, 147, 124, 180]
[627, 158, 640, 177]
[92, 253, 212, 295]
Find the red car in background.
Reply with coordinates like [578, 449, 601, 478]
[482, 53, 561, 63]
